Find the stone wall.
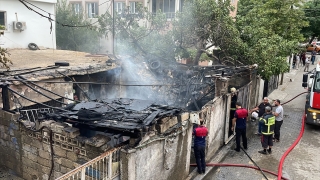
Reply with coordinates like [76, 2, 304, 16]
[0, 110, 114, 180]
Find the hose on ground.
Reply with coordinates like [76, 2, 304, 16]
[277, 114, 305, 180]
[190, 91, 307, 179]
[281, 91, 308, 105]
[190, 163, 288, 180]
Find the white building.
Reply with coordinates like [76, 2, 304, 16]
[0, 0, 57, 49]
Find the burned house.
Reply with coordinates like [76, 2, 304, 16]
[0, 49, 261, 180]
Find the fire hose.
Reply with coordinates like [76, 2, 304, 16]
[190, 91, 308, 180]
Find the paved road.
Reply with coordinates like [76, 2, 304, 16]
[203, 56, 320, 180]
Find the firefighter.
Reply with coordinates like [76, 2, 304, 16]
[231, 102, 248, 152]
[258, 106, 275, 155]
[193, 120, 208, 174]
[229, 87, 238, 135]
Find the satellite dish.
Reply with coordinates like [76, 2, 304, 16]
[16, 22, 23, 29]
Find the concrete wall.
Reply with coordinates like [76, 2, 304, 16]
[0, 110, 114, 179]
[0, 0, 56, 49]
[205, 97, 228, 158]
[121, 114, 192, 180]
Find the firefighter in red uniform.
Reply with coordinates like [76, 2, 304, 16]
[231, 102, 248, 152]
[193, 120, 208, 174]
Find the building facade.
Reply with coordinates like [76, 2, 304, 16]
[0, 0, 57, 49]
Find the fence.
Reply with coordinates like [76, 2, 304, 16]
[56, 147, 122, 180]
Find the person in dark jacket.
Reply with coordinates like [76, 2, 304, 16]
[193, 120, 208, 174]
[258, 106, 275, 154]
[231, 102, 248, 152]
[249, 97, 272, 135]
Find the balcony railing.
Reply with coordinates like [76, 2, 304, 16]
[56, 146, 122, 180]
[152, 12, 176, 19]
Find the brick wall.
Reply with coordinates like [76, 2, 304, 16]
[0, 110, 113, 179]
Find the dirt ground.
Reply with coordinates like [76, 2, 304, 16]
[2, 48, 110, 70]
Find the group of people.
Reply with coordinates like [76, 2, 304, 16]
[231, 98, 283, 154]
[192, 96, 284, 174]
[293, 50, 317, 72]
[248, 98, 284, 154]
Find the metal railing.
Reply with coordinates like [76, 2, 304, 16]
[20, 108, 53, 123]
[152, 12, 176, 19]
[56, 147, 122, 180]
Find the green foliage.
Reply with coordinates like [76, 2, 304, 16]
[56, 0, 101, 53]
[172, 0, 242, 64]
[301, 0, 320, 42]
[98, 3, 178, 64]
[0, 25, 5, 30]
[236, 0, 308, 79]
[0, 47, 12, 69]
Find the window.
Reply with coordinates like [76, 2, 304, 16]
[152, 0, 175, 18]
[71, 3, 82, 14]
[87, 2, 98, 18]
[314, 72, 320, 91]
[129, 2, 137, 14]
[0, 11, 6, 28]
[115, 2, 126, 14]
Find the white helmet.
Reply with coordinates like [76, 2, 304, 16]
[251, 112, 258, 119]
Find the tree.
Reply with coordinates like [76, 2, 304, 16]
[301, 0, 320, 43]
[98, 0, 242, 66]
[98, 3, 176, 66]
[56, 0, 101, 53]
[0, 47, 12, 69]
[236, 0, 308, 79]
[172, 0, 243, 65]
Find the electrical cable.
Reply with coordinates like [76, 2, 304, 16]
[17, 76, 79, 103]
[18, 0, 98, 28]
[0, 77, 199, 86]
[55, 71, 91, 101]
[240, 147, 269, 180]
[8, 87, 69, 112]
[189, 163, 288, 180]
[14, 76, 68, 105]
[16, 119, 54, 180]
[20, 0, 111, 16]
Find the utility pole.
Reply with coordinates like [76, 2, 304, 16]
[112, 0, 115, 55]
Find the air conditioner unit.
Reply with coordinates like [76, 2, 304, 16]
[13, 21, 26, 31]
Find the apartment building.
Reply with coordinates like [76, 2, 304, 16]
[66, 0, 238, 54]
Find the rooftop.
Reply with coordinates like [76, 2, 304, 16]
[0, 49, 118, 81]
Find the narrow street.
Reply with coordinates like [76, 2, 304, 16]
[202, 55, 320, 180]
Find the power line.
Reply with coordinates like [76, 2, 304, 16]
[20, 0, 112, 17]
[0, 78, 211, 86]
[19, 0, 102, 28]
